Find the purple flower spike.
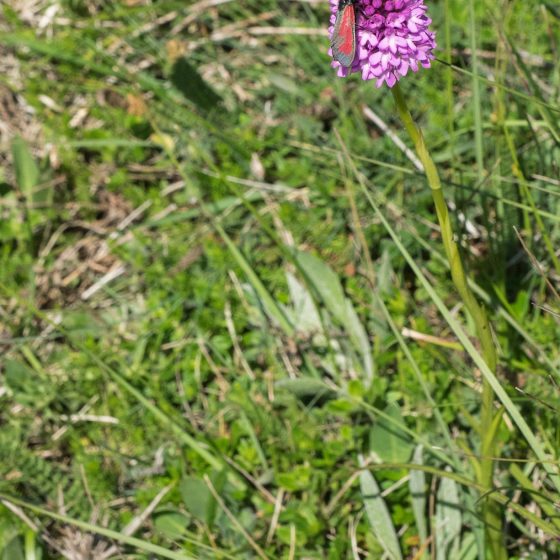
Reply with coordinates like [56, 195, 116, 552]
[328, 0, 436, 88]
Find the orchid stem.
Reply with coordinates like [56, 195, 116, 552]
[391, 82, 506, 560]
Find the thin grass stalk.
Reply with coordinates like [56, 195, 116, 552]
[502, 126, 560, 275]
[468, 0, 484, 180]
[391, 83, 506, 559]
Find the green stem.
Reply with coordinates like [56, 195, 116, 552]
[391, 83, 506, 560]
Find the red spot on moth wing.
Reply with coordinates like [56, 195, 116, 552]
[331, 4, 356, 67]
[337, 7, 355, 55]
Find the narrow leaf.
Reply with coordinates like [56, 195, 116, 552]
[11, 136, 39, 202]
[409, 446, 428, 547]
[359, 456, 403, 560]
[435, 472, 461, 560]
[170, 58, 222, 113]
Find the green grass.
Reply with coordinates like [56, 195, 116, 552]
[1, 0, 560, 558]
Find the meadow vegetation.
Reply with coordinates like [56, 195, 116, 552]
[1, 0, 560, 558]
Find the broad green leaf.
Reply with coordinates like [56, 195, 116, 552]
[285, 272, 322, 334]
[359, 456, 403, 560]
[370, 403, 413, 464]
[180, 477, 215, 525]
[295, 251, 373, 382]
[296, 251, 347, 320]
[154, 511, 190, 539]
[268, 74, 300, 96]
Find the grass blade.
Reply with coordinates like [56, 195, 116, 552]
[213, 221, 294, 336]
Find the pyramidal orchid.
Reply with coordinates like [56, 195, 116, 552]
[329, 0, 436, 88]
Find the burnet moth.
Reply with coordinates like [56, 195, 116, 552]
[331, 0, 357, 68]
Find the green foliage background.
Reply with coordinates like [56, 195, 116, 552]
[1, 0, 560, 558]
